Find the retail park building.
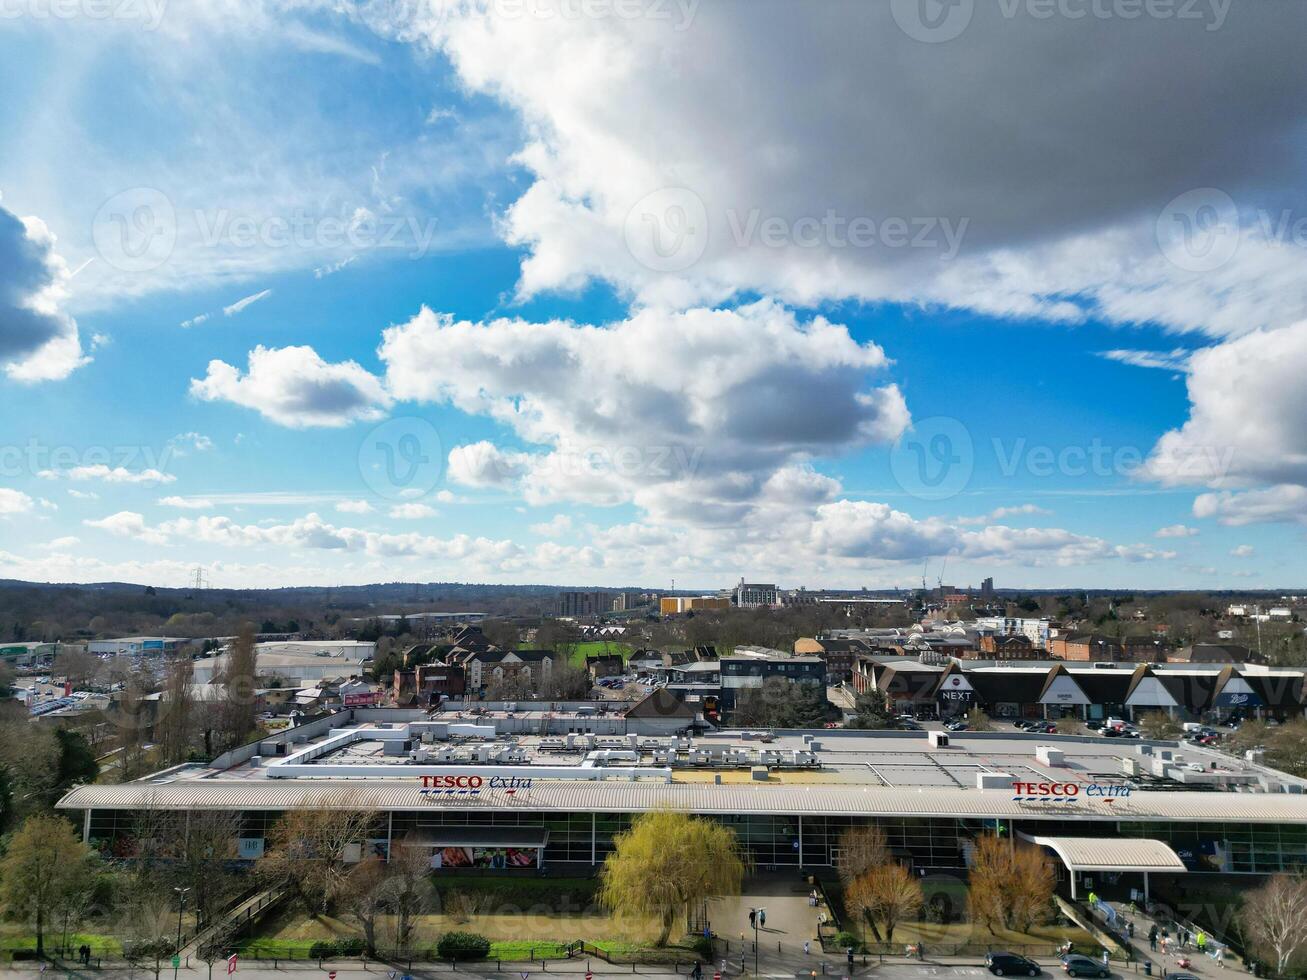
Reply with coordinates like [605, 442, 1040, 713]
[58, 694, 1307, 900]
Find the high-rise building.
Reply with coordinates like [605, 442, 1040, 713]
[556, 591, 612, 617]
[735, 579, 778, 608]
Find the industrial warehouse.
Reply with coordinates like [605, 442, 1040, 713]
[58, 700, 1307, 903]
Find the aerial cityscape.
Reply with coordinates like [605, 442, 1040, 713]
[1, 1, 1306, 979]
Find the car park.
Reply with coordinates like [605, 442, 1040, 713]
[1061, 954, 1110, 978]
[986, 951, 1042, 977]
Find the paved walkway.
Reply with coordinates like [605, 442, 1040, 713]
[1098, 901, 1251, 980]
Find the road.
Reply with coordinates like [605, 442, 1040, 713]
[10, 960, 1151, 980]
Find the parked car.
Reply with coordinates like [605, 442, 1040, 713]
[1085, 720, 1105, 730]
[1164, 972, 1200, 980]
[897, 719, 922, 731]
[987, 951, 1042, 977]
[1061, 954, 1110, 979]
[945, 720, 970, 732]
[1013, 719, 1035, 729]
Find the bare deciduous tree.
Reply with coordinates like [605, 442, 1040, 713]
[836, 825, 891, 888]
[1241, 873, 1307, 974]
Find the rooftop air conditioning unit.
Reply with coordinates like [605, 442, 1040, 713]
[928, 731, 950, 748]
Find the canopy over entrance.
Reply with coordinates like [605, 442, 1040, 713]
[1020, 834, 1186, 900]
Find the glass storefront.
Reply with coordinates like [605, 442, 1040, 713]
[81, 807, 1307, 875]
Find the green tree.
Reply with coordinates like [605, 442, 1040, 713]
[54, 729, 99, 789]
[0, 814, 98, 956]
[599, 811, 748, 945]
[846, 691, 895, 730]
[1137, 711, 1183, 740]
[218, 623, 259, 751]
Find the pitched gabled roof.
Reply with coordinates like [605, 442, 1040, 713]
[624, 687, 695, 720]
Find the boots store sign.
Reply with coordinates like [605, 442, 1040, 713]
[1011, 781, 1134, 803]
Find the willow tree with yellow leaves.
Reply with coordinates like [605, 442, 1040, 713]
[599, 811, 749, 945]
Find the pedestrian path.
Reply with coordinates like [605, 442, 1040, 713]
[1097, 901, 1250, 980]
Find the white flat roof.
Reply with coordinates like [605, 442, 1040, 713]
[56, 779, 1307, 823]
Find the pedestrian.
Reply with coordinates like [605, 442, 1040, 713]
[1127, 922, 1135, 939]
[1160, 937, 1169, 955]
[693, 960, 703, 980]
[1197, 931, 1207, 954]
[1215, 947, 1225, 967]
[1149, 925, 1158, 952]
[917, 942, 926, 962]
[759, 909, 766, 929]
[804, 941, 810, 956]
[749, 909, 757, 929]
[1102, 950, 1110, 968]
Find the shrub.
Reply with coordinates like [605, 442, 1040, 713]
[688, 934, 714, 959]
[309, 938, 368, 959]
[437, 932, 491, 961]
[835, 931, 860, 951]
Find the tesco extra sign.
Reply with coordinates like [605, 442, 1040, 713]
[1012, 781, 1079, 799]
[1011, 781, 1132, 802]
[421, 774, 483, 789]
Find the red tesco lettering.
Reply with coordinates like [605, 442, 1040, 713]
[420, 774, 485, 789]
[1011, 781, 1079, 796]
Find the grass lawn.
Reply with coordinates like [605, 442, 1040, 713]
[0, 930, 122, 956]
[564, 641, 635, 668]
[253, 888, 698, 962]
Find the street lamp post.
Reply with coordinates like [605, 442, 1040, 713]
[174, 886, 191, 980]
[750, 906, 766, 976]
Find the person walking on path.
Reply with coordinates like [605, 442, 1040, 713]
[1197, 932, 1208, 954]
[803, 941, 810, 956]
[1149, 926, 1158, 952]
[759, 909, 766, 929]
[749, 909, 757, 930]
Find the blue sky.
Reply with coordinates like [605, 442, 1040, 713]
[1, 1, 1305, 590]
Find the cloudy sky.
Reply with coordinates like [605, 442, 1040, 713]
[1, 0, 1305, 590]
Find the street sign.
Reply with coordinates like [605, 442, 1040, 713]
[172, 955, 181, 969]
[227, 954, 238, 975]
